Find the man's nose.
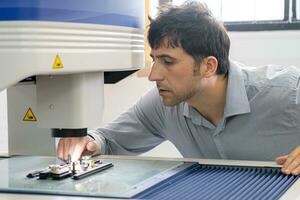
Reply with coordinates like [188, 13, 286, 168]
[148, 62, 163, 82]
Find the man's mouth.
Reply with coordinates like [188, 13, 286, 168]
[158, 87, 170, 95]
[157, 83, 171, 95]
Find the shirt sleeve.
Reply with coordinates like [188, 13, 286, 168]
[89, 87, 166, 155]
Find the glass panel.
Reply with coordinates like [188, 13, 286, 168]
[254, 0, 284, 20]
[173, 0, 285, 21]
[173, 0, 222, 19]
[0, 156, 183, 198]
[150, 0, 159, 18]
[222, 0, 255, 21]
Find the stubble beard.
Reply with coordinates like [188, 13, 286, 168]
[161, 87, 198, 107]
[159, 65, 202, 107]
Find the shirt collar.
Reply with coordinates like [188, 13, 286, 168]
[224, 60, 251, 117]
[183, 102, 215, 128]
[183, 60, 251, 121]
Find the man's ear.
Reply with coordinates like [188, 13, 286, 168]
[202, 56, 218, 78]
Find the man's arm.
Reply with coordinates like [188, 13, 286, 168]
[57, 88, 166, 161]
[275, 74, 300, 175]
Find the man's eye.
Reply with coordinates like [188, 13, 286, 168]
[162, 58, 173, 65]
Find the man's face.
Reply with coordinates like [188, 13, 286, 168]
[149, 45, 205, 106]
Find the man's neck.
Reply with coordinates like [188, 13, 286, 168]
[188, 75, 228, 126]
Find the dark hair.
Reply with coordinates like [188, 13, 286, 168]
[148, 1, 230, 75]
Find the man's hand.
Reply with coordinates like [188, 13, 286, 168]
[275, 146, 300, 175]
[57, 136, 100, 161]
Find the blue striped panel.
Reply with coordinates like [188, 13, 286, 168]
[134, 164, 299, 200]
[0, 0, 144, 28]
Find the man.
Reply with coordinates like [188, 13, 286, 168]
[57, 1, 300, 175]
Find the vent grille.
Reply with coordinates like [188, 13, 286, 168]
[135, 164, 299, 200]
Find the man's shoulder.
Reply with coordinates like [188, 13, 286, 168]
[239, 64, 300, 89]
[233, 63, 300, 105]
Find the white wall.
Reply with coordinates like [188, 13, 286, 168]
[229, 30, 300, 67]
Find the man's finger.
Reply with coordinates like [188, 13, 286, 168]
[283, 148, 300, 169]
[71, 138, 88, 162]
[275, 155, 288, 165]
[63, 138, 71, 161]
[69, 137, 81, 158]
[285, 158, 300, 174]
[291, 164, 300, 175]
[282, 146, 300, 174]
[86, 140, 99, 152]
[57, 139, 64, 160]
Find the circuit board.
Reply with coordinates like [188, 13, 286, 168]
[26, 156, 113, 180]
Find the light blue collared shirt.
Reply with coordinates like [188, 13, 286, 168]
[90, 61, 300, 161]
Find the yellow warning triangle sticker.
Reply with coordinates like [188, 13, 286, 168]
[23, 108, 37, 122]
[52, 54, 64, 69]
